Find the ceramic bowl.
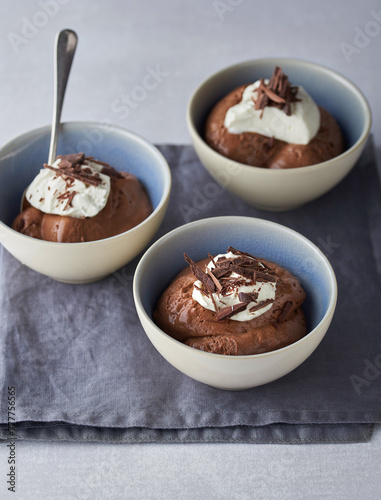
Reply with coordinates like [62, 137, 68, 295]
[187, 58, 371, 211]
[0, 122, 171, 283]
[133, 216, 337, 390]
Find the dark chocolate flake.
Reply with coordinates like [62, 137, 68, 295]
[208, 253, 217, 267]
[216, 302, 248, 321]
[230, 265, 255, 279]
[249, 298, 274, 313]
[238, 291, 259, 303]
[227, 246, 258, 261]
[212, 267, 231, 279]
[206, 267, 222, 291]
[215, 258, 235, 270]
[230, 255, 259, 267]
[57, 190, 77, 210]
[184, 253, 216, 293]
[57, 153, 85, 166]
[254, 271, 279, 283]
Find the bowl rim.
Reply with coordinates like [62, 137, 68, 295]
[186, 57, 372, 174]
[0, 121, 172, 246]
[133, 215, 338, 360]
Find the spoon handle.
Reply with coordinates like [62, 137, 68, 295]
[47, 29, 78, 165]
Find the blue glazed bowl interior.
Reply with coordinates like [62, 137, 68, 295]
[190, 58, 369, 155]
[136, 217, 336, 337]
[0, 122, 168, 228]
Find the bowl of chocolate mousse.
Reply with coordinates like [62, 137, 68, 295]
[0, 122, 171, 283]
[187, 58, 371, 211]
[133, 216, 337, 390]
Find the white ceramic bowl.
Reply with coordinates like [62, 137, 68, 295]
[187, 58, 371, 211]
[133, 216, 337, 390]
[0, 122, 171, 283]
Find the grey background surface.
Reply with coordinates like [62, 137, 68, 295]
[0, 0, 380, 498]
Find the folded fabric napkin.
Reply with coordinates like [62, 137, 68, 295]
[0, 139, 380, 444]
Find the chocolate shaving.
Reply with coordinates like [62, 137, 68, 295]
[57, 153, 84, 165]
[230, 255, 261, 267]
[184, 253, 216, 293]
[249, 298, 274, 313]
[214, 259, 235, 270]
[254, 271, 279, 283]
[208, 253, 217, 267]
[252, 66, 301, 117]
[277, 301, 293, 323]
[44, 164, 102, 187]
[230, 265, 256, 279]
[59, 159, 74, 169]
[85, 156, 106, 164]
[206, 268, 222, 291]
[227, 246, 258, 261]
[238, 291, 259, 303]
[260, 84, 286, 104]
[57, 190, 76, 210]
[212, 267, 231, 279]
[216, 302, 248, 321]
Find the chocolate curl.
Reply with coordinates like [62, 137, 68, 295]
[252, 66, 301, 117]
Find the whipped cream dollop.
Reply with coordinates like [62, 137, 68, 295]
[26, 158, 111, 218]
[224, 80, 320, 145]
[192, 251, 277, 322]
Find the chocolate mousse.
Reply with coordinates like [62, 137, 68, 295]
[154, 247, 307, 355]
[12, 153, 153, 242]
[205, 66, 344, 169]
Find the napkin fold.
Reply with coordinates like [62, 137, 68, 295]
[0, 139, 380, 444]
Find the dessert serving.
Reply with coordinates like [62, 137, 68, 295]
[0, 30, 171, 282]
[205, 66, 344, 169]
[12, 153, 153, 243]
[154, 246, 306, 355]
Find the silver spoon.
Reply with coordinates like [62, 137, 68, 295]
[21, 29, 77, 209]
[48, 29, 78, 165]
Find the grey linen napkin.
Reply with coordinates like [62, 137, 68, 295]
[0, 138, 380, 444]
